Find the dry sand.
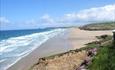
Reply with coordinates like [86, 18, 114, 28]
[68, 28, 112, 49]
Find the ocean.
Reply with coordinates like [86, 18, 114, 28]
[0, 28, 66, 70]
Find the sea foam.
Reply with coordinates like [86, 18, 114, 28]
[0, 29, 66, 70]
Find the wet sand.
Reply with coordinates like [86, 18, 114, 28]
[7, 31, 72, 70]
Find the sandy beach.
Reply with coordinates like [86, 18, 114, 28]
[69, 28, 112, 49]
[7, 28, 112, 70]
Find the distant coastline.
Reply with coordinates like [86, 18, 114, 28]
[79, 21, 115, 30]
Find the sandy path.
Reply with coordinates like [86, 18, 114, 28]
[68, 28, 112, 49]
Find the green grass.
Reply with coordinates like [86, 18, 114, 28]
[82, 35, 115, 70]
[80, 21, 115, 30]
[88, 41, 115, 70]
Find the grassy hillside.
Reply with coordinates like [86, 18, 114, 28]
[88, 41, 115, 70]
[80, 21, 115, 30]
[84, 35, 115, 70]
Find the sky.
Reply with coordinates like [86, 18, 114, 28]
[0, 0, 115, 30]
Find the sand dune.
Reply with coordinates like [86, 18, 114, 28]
[31, 50, 87, 70]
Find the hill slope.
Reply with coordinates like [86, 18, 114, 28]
[80, 21, 115, 30]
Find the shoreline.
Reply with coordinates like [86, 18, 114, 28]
[7, 29, 72, 70]
[7, 28, 112, 70]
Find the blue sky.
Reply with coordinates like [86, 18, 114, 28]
[0, 0, 115, 30]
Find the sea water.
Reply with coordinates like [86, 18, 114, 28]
[0, 28, 66, 70]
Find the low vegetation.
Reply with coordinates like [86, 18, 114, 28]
[79, 21, 115, 30]
[88, 41, 115, 70]
[83, 35, 115, 70]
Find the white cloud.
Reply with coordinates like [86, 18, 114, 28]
[0, 17, 10, 24]
[0, 17, 12, 30]
[24, 19, 36, 24]
[1, 4, 115, 30]
[38, 4, 115, 27]
[40, 14, 54, 23]
[62, 4, 115, 23]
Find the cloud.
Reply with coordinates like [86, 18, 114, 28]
[40, 14, 54, 24]
[1, 4, 115, 30]
[0, 17, 13, 30]
[31, 4, 115, 27]
[61, 4, 115, 23]
[0, 17, 10, 24]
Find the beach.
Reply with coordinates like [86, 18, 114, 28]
[7, 30, 72, 70]
[7, 28, 112, 70]
[69, 28, 112, 49]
